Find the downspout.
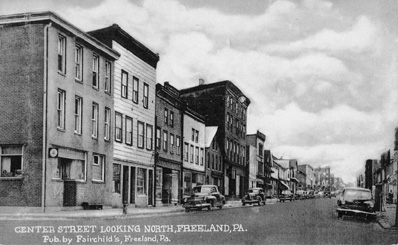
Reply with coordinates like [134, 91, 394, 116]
[42, 22, 51, 213]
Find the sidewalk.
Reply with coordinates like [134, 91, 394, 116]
[0, 198, 279, 221]
[377, 203, 397, 230]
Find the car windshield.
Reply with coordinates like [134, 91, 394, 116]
[193, 186, 213, 193]
[344, 190, 371, 200]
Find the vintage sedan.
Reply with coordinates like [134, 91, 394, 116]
[183, 185, 225, 212]
[279, 190, 295, 202]
[242, 188, 266, 206]
[336, 187, 376, 221]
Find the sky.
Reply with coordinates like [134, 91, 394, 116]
[1, 0, 398, 184]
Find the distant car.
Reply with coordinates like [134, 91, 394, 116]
[307, 190, 315, 199]
[242, 188, 266, 206]
[279, 190, 295, 202]
[296, 190, 307, 200]
[316, 191, 324, 198]
[183, 185, 225, 212]
[336, 187, 376, 221]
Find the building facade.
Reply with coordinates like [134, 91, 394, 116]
[89, 24, 159, 208]
[247, 131, 266, 189]
[298, 164, 315, 190]
[205, 127, 224, 189]
[155, 82, 184, 205]
[180, 80, 250, 198]
[0, 12, 119, 211]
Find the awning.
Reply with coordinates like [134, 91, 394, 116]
[280, 180, 289, 189]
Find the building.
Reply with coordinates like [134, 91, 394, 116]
[154, 82, 184, 205]
[314, 166, 331, 191]
[246, 131, 266, 189]
[89, 24, 159, 207]
[180, 80, 250, 198]
[182, 107, 206, 198]
[205, 126, 224, 189]
[289, 160, 299, 194]
[275, 159, 290, 194]
[0, 12, 119, 211]
[298, 164, 315, 190]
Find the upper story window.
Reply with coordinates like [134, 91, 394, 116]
[92, 54, 99, 89]
[115, 112, 123, 142]
[190, 145, 194, 163]
[137, 121, 145, 149]
[133, 77, 139, 104]
[176, 136, 181, 155]
[0, 145, 23, 178]
[143, 83, 149, 108]
[259, 143, 263, 158]
[91, 102, 99, 139]
[170, 134, 175, 154]
[191, 128, 195, 142]
[156, 127, 161, 150]
[74, 45, 83, 81]
[164, 108, 168, 125]
[125, 116, 133, 145]
[121, 70, 128, 98]
[57, 89, 66, 130]
[170, 111, 174, 127]
[74, 96, 83, 134]
[105, 61, 111, 94]
[92, 154, 105, 182]
[104, 107, 111, 141]
[163, 130, 168, 152]
[195, 130, 199, 143]
[146, 125, 153, 150]
[195, 146, 199, 165]
[200, 148, 204, 166]
[184, 143, 189, 161]
[58, 35, 66, 74]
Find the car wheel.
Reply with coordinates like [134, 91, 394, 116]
[218, 205, 223, 209]
[207, 206, 211, 211]
[257, 198, 262, 206]
[337, 212, 342, 219]
[210, 200, 214, 207]
[242, 202, 246, 206]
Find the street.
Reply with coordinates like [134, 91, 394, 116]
[1, 197, 397, 245]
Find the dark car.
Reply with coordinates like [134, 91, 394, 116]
[183, 185, 225, 212]
[279, 190, 295, 202]
[242, 188, 266, 206]
[336, 187, 376, 221]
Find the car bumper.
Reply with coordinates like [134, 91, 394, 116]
[183, 202, 210, 209]
[336, 208, 376, 216]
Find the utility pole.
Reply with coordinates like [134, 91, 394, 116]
[395, 167, 398, 227]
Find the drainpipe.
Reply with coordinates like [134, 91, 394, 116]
[42, 22, 51, 213]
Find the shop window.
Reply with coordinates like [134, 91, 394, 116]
[113, 164, 121, 193]
[137, 168, 147, 195]
[92, 154, 104, 181]
[0, 145, 23, 177]
[55, 158, 85, 181]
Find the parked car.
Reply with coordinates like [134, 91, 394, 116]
[242, 188, 266, 206]
[279, 190, 295, 202]
[336, 187, 376, 221]
[183, 185, 225, 212]
[307, 190, 315, 199]
[296, 190, 307, 200]
[315, 191, 324, 198]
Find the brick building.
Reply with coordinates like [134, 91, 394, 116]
[89, 24, 159, 208]
[0, 12, 119, 211]
[180, 80, 250, 198]
[247, 131, 266, 189]
[205, 126, 224, 189]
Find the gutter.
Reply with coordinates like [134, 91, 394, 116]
[42, 22, 51, 213]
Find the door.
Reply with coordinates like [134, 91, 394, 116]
[130, 167, 136, 204]
[122, 166, 129, 204]
[148, 169, 153, 206]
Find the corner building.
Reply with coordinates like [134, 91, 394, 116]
[0, 12, 119, 211]
[89, 24, 159, 207]
[180, 80, 250, 198]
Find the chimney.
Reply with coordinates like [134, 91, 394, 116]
[199, 78, 205, 86]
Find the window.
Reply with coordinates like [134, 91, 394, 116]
[156, 127, 161, 150]
[212, 154, 214, 169]
[176, 136, 181, 155]
[105, 61, 111, 94]
[137, 121, 145, 148]
[163, 130, 168, 152]
[57, 89, 65, 130]
[195, 130, 199, 143]
[191, 128, 195, 141]
[92, 54, 99, 89]
[56, 158, 86, 181]
[236, 102, 239, 114]
[92, 154, 104, 181]
[92, 103, 99, 138]
[195, 146, 199, 164]
[259, 143, 263, 158]
[104, 107, 111, 141]
[137, 168, 147, 195]
[200, 148, 204, 166]
[74, 96, 82, 134]
[170, 134, 174, 153]
[115, 112, 123, 142]
[146, 125, 153, 150]
[190, 145, 194, 163]
[113, 164, 121, 193]
[164, 109, 168, 125]
[58, 35, 66, 74]
[125, 117, 133, 145]
[227, 113, 230, 131]
[121, 70, 128, 98]
[0, 145, 23, 178]
[184, 143, 189, 161]
[143, 83, 149, 108]
[75, 45, 83, 81]
[170, 111, 174, 127]
[207, 152, 210, 168]
[133, 77, 139, 103]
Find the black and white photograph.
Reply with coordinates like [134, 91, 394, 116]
[0, 0, 397, 244]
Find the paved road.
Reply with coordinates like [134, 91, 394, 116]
[1, 198, 397, 245]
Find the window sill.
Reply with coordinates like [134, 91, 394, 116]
[75, 79, 83, 84]
[92, 180, 105, 184]
[57, 128, 65, 132]
[74, 132, 82, 136]
[0, 177, 23, 181]
[92, 86, 99, 91]
[58, 71, 66, 77]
